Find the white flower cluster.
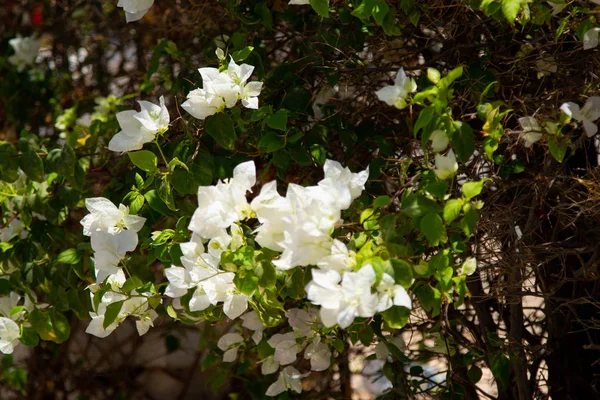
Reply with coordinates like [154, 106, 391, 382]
[375, 67, 417, 110]
[561, 96, 600, 137]
[117, 0, 154, 23]
[182, 58, 263, 120]
[0, 291, 31, 354]
[8, 35, 40, 72]
[108, 96, 170, 153]
[217, 308, 331, 397]
[165, 160, 374, 323]
[81, 198, 156, 337]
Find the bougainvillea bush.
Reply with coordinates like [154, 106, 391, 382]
[2, 0, 600, 398]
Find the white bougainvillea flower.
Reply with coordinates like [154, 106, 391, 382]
[265, 366, 305, 396]
[227, 58, 263, 109]
[317, 240, 356, 273]
[181, 88, 225, 120]
[518, 116, 543, 147]
[546, 0, 566, 15]
[316, 159, 369, 210]
[117, 0, 154, 22]
[376, 273, 412, 312]
[461, 257, 477, 276]
[134, 96, 170, 133]
[0, 292, 21, 318]
[0, 317, 21, 354]
[90, 230, 139, 282]
[268, 332, 301, 365]
[81, 197, 146, 236]
[583, 27, 600, 50]
[109, 97, 169, 153]
[218, 332, 244, 362]
[8, 35, 40, 72]
[375, 67, 417, 110]
[289, 0, 310, 4]
[429, 130, 450, 152]
[135, 310, 158, 336]
[201, 272, 248, 319]
[434, 149, 458, 180]
[1, 217, 28, 241]
[285, 308, 319, 336]
[240, 311, 265, 344]
[188, 161, 256, 239]
[250, 181, 292, 251]
[304, 338, 331, 371]
[561, 97, 600, 137]
[307, 266, 378, 328]
[261, 355, 280, 375]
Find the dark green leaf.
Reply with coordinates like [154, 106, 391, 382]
[205, 113, 237, 150]
[19, 150, 44, 182]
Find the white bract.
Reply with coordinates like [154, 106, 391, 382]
[429, 130, 450, 152]
[583, 27, 600, 50]
[188, 161, 256, 239]
[0, 317, 20, 354]
[518, 116, 543, 147]
[304, 338, 332, 371]
[91, 230, 139, 282]
[240, 311, 265, 344]
[434, 149, 458, 180]
[1, 216, 28, 241]
[218, 332, 244, 362]
[182, 60, 263, 120]
[81, 197, 146, 236]
[265, 366, 305, 396]
[8, 35, 40, 72]
[560, 97, 600, 137]
[108, 96, 169, 153]
[117, 0, 154, 22]
[375, 67, 417, 110]
[307, 266, 379, 328]
[376, 273, 412, 312]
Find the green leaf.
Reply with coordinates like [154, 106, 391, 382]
[57, 144, 76, 177]
[128, 150, 158, 173]
[129, 192, 145, 214]
[468, 366, 483, 384]
[57, 249, 82, 265]
[309, 0, 329, 17]
[19, 150, 44, 182]
[390, 259, 413, 287]
[0, 143, 19, 182]
[427, 68, 441, 84]
[547, 135, 569, 163]
[443, 199, 463, 223]
[461, 209, 479, 236]
[158, 175, 177, 211]
[425, 180, 448, 200]
[420, 213, 446, 246]
[462, 179, 488, 201]
[144, 189, 172, 215]
[232, 46, 254, 62]
[451, 121, 475, 163]
[373, 195, 391, 208]
[205, 113, 237, 150]
[266, 109, 288, 131]
[29, 309, 71, 344]
[401, 194, 442, 218]
[414, 284, 442, 317]
[256, 261, 277, 289]
[461, 257, 477, 276]
[19, 326, 39, 347]
[103, 300, 125, 329]
[382, 306, 410, 329]
[501, 0, 522, 23]
[168, 157, 189, 172]
[414, 106, 435, 137]
[352, 0, 375, 18]
[258, 132, 286, 153]
[372, 0, 390, 25]
[490, 353, 510, 391]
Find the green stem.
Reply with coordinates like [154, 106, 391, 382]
[154, 139, 169, 168]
